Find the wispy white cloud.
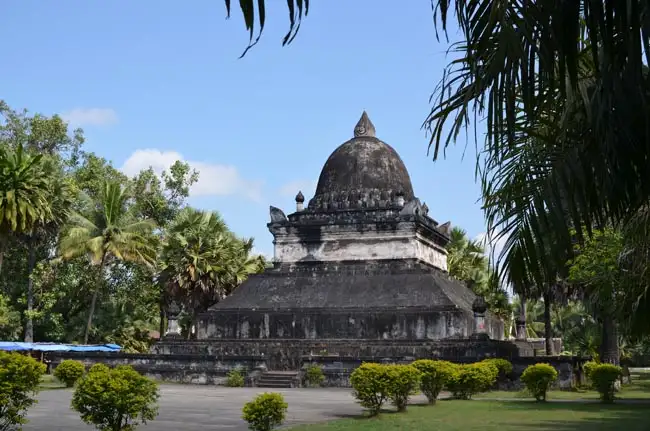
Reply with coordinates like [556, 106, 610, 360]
[121, 149, 263, 201]
[60, 108, 118, 126]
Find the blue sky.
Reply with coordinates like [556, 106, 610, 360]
[1, 1, 493, 258]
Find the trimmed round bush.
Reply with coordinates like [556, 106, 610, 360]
[446, 362, 497, 400]
[350, 363, 390, 416]
[72, 364, 159, 431]
[54, 359, 85, 387]
[411, 359, 456, 404]
[384, 364, 421, 412]
[304, 364, 325, 387]
[520, 363, 558, 402]
[242, 392, 288, 431]
[0, 351, 46, 429]
[481, 358, 513, 379]
[590, 363, 622, 403]
[226, 368, 245, 387]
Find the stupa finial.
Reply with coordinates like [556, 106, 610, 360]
[353, 111, 376, 138]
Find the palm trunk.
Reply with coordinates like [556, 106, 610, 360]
[516, 296, 528, 340]
[84, 253, 107, 344]
[0, 235, 7, 275]
[600, 313, 619, 365]
[159, 305, 165, 339]
[24, 236, 37, 343]
[543, 292, 554, 355]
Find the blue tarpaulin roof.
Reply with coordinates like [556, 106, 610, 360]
[0, 342, 31, 351]
[0, 342, 121, 352]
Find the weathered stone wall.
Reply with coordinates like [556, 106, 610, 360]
[198, 308, 502, 343]
[152, 338, 519, 370]
[46, 350, 586, 390]
[47, 352, 266, 385]
[272, 221, 448, 271]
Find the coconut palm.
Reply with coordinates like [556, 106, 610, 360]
[0, 144, 52, 274]
[158, 208, 264, 338]
[58, 181, 157, 343]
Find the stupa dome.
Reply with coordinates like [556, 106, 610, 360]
[308, 112, 415, 211]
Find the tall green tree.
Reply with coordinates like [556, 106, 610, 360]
[446, 227, 488, 287]
[58, 181, 157, 343]
[568, 228, 624, 364]
[0, 101, 85, 341]
[23, 165, 74, 342]
[446, 227, 509, 318]
[0, 144, 52, 275]
[158, 208, 264, 337]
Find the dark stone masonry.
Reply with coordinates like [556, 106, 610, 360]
[48, 112, 586, 389]
[184, 111, 504, 350]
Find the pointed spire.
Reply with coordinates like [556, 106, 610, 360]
[353, 111, 376, 138]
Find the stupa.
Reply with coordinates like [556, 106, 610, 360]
[160, 112, 506, 369]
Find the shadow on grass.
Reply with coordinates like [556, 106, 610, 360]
[495, 401, 649, 431]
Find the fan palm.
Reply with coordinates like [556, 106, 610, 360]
[23, 162, 75, 342]
[0, 144, 51, 274]
[159, 208, 264, 338]
[58, 181, 157, 343]
[446, 227, 489, 287]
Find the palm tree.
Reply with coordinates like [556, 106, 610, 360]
[446, 227, 489, 287]
[446, 227, 510, 318]
[0, 144, 51, 274]
[58, 181, 157, 344]
[158, 208, 264, 338]
[23, 163, 74, 342]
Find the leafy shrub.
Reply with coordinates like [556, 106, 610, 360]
[590, 364, 622, 403]
[446, 362, 497, 400]
[384, 364, 421, 412]
[520, 363, 558, 402]
[304, 364, 325, 387]
[0, 351, 46, 429]
[481, 358, 513, 379]
[583, 360, 599, 383]
[72, 364, 159, 431]
[226, 368, 245, 387]
[88, 363, 110, 374]
[242, 392, 288, 431]
[54, 359, 85, 387]
[411, 359, 456, 404]
[350, 363, 391, 416]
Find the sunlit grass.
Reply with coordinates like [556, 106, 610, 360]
[288, 400, 649, 431]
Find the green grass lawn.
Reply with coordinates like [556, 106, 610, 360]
[289, 400, 650, 431]
[475, 372, 650, 401]
[39, 373, 67, 390]
[290, 372, 650, 430]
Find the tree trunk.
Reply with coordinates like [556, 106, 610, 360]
[0, 235, 7, 275]
[543, 292, 554, 355]
[516, 296, 528, 340]
[84, 253, 107, 344]
[600, 313, 620, 365]
[24, 236, 37, 343]
[159, 305, 165, 339]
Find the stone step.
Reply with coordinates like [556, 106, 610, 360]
[259, 374, 297, 381]
[257, 381, 293, 388]
[257, 371, 299, 388]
